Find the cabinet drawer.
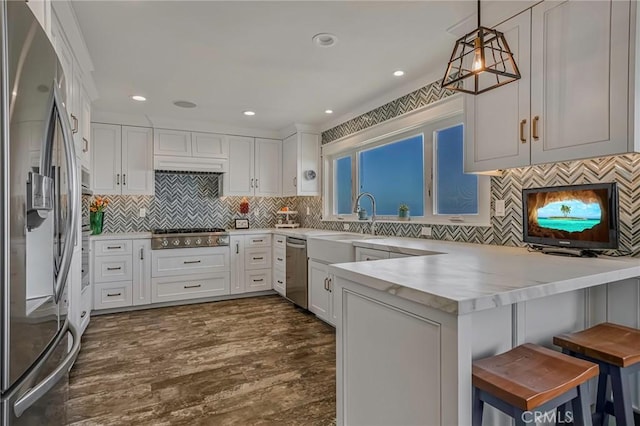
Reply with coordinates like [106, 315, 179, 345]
[151, 247, 229, 277]
[273, 247, 285, 271]
[245, 247, 271, 270]
[94, 281, 132, 310]
[245, 269, 272, 292]
[273, 234, 286, 249]
[356, 247, 390, 262]
[152, 272, 230, 303]
[244, 234, 272, 248]
[94, 240, 132, 256]
[94, 255, 133, 283]
[273, 269, 285, 296]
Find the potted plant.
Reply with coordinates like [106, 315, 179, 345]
[398, 204, 410, 221]
[89, 196, 109, 235]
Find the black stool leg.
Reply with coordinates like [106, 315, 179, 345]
[594, 371, 608, 426]
[610, 366, 634, 426]
[571, 382, 593, 426]
[472, 388, 484, 426]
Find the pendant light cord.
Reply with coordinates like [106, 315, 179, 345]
[477, 0, 481, 28]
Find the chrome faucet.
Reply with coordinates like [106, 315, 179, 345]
[353, 192, 377, 235]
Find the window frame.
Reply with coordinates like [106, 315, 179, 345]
[322, 97, 491, 226]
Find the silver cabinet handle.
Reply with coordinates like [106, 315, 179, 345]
[250, 178, 254, 188]
[116, 174, 120, 185]
[293, 176, 297, 187]
[107, 245, 122, 250]
[82, 137, 89, 152]
[184, 284, 202, 289]
[106, 266, 122, 271]
[183, 260, 201, 264]
[80, 311, 87, 318]
[107, 292, 122, 297]
[277, 280, 283, 284]
[254, 278, 264, 282]
[328, 278, 332, 293]
[140, 247, 144, 260]
[123, 174, 126, 186]
[255, 179, 258, 188]
[277, 257, 283, 261]
[253, 257, 264, 260]
[236, 242, 240, 254]
[324, 277, 329, 291]
[13, 320, 80, 417]
[252, 239, 263, 243]
[71, 114, 78, 134]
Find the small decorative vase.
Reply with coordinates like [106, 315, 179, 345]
[398, 210, 410, 221]
[90, 211, 104, 235]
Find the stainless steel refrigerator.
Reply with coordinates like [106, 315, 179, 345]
[1, 1, 81, 425]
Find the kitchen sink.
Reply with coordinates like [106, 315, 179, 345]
[307, 233, 383, 264]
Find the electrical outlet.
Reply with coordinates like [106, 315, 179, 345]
[139, 208, 146, 218]
[421, 226, 432, 237]
[343, 223, 350, 231]
[495, 200, 506, 217]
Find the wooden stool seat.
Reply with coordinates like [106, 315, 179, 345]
[473, 343, 599, 411]
[554, 322, 640, 368]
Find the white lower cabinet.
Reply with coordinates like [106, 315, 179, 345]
[229, 234, 274, 295]
[272, 235, 286, 296]
[308, 259, 335, 326]
[151, 246, 230, 303]
[92, 238, 151, 311]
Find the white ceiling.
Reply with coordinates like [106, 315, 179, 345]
[72, 1, 477, 132]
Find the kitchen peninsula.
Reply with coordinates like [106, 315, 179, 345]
[328, 238, 640, 426]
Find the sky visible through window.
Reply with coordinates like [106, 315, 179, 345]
[435, 125, 478, 215]
[358, 135, 424, 216]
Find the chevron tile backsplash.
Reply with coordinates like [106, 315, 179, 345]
[91, 173, 298, 233]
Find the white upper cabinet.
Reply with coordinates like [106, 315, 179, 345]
[26, 0, 51, 36]
[465, 0, 637, 173]
[225, 136, 255, 196]
[255, 138, 282, 197]
[122, 126, 154, 195]
[80, 88, 91, 169]
[282, 132, 320, 196]
[91, 123, 121, 195]
[92, 124, 154, 195]
[192, 132, 229, 158]
[530, 0, 631, 164]
[465, 10, 531, 173]
[223, 137, 282, 197]
[154, 129, 192, 157]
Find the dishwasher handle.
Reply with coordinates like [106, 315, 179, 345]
[286, 238, 306, 250]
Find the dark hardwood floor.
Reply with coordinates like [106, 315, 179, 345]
[67, 295, 336, 425]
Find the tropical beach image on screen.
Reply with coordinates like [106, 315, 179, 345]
[525, 188, 611, 243]
[536, 201, 601, 233]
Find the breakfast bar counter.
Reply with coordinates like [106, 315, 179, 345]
[328, 240, 640, 425]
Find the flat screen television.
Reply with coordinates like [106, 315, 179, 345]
[522, 182, 619, 251]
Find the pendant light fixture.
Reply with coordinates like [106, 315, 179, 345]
[442, 0, 521, 95]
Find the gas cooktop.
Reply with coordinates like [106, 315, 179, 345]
[151, 227, 229, 249]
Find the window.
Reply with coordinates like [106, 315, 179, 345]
[323, 110, 490, 226]
[358, 135, 424, 216]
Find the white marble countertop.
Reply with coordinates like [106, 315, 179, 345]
[228, 228, 345, 239]
[329, 237, 640, 316]
[89, 232, 152, 241]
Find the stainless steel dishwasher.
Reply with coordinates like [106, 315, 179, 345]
[285, 237, 308, 309]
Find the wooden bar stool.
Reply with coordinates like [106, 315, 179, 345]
[472, 343, 599, 426]
[554, 322, 640, 426]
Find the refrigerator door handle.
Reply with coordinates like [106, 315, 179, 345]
[48, 82, 80, 303]
[12, 319, 81, 417]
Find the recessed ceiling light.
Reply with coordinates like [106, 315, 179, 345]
[393, 70, 405, 77]
[325, 109, 333, 114]
[131, 95, 146, 102]
[312, 33, 338, 48]
[243, 111, 255, 116]
[173, 100, 197, 108]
